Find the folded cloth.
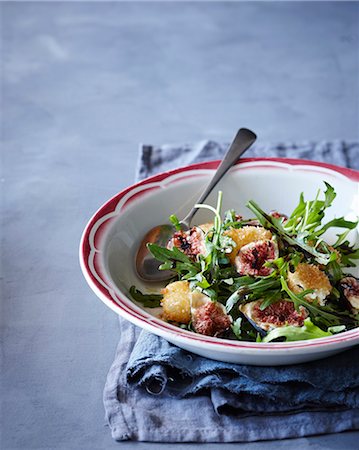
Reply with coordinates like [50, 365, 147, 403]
[138, 140, 359, 179]
[104, 140, 359, 442]
[127, 333, 359, 413]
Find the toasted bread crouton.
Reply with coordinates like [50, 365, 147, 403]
[161, 280, 191, 324]
[287, 263, 332, 306]
[225, 226, 272, 264]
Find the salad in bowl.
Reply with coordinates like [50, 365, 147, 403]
[80, 158, 359, 364]
[131, 183, 359, 344]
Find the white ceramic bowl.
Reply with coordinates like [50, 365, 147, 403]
[80, 158, 359, 365]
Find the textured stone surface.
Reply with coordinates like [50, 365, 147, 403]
[1, 2, 358, 449]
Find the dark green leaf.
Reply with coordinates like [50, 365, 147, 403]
[129, 286, 162, 308]
[315, 218, 358, 238]
[323, 182, 336, 208]
[328, 260, 343, 283]
[147, 243, 196, 264]
[259, 290, 282, 310]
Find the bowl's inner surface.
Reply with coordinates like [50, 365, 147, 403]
[101, 165, 358, 312]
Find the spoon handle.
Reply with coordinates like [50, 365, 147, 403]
[180, 128, 257, 228]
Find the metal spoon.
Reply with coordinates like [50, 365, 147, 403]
[135, 128, 257, 282]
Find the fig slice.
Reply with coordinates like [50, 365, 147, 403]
[167, 226, 206, 260]
[190, 291, 232, 337]
[234, 239, 279, 276]
[239, 299, 308, 332]
[340, 276, 359, 311]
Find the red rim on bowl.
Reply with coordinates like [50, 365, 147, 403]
[79, 158, 359, 351]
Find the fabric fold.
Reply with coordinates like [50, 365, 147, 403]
[126, 330, 359, 411]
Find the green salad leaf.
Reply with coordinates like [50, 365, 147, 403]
[169, 214, 182, 231]
[147, 244, 200, 279]
[246, 182, 358, 267]
[262, 318, 332, 343]
[283, 182, 336, 235]
[129, 286, 162, 308]
[135, 184, 359, 343]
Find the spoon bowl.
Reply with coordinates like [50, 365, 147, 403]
[135, 224, 177, 281]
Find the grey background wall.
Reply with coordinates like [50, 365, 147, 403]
[2, 2, 359, 449]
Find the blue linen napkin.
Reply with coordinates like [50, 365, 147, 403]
[138, 140, 359, 179]
[127, 333, 359, 411]
[104, 140, 359, 442]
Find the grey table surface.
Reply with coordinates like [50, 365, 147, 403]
[1, 2, 359, 449]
